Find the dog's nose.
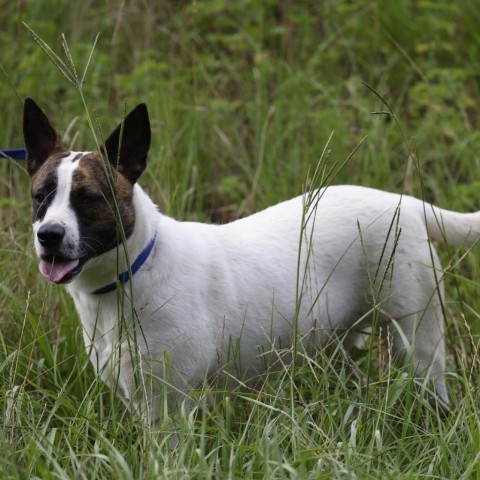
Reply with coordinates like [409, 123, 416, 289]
[37, 224, 66, 250]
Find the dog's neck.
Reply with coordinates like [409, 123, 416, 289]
[67, 184, 160, 295]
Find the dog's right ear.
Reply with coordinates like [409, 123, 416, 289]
[23, 98, 64, 175]
[102, 103, 151, 184]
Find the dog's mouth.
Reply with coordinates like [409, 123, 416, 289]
[39, 255, 84, 284]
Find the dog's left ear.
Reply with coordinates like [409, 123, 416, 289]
[23, 98, 65, 175]
[103, 103, 151, 184]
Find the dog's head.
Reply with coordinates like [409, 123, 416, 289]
[23, 98, 151, 284]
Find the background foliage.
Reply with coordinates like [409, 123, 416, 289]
[1, 1, 480, 478]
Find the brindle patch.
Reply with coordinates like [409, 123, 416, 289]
[70, 152, 136, 258]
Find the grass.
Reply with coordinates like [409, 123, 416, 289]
[1, 0, 480, 477]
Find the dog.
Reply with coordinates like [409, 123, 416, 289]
[24, 97, 480, 420]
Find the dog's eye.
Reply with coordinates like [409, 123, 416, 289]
[79, 194, 101, 207]
[32, 192, 46, 205]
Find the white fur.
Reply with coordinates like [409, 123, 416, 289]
[61, 181, 480, 417]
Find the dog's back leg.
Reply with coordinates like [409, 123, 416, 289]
[384, 244, 449, 409]
[389, 302, 449, 407]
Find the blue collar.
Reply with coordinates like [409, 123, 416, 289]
[92, 231, 158, 295]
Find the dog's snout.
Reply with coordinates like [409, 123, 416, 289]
[37, 224, 66, 250]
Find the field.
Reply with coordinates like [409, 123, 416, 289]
[1, 1, 480, 478]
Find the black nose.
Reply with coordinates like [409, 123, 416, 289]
[37, 224, 66, 250]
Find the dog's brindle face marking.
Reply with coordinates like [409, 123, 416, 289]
[74, 152, 136, 253]
[25, 97, 150, 284]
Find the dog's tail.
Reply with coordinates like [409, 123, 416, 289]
[422, 202, 480, 248]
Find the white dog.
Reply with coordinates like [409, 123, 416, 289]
[24, 98, 480, 419]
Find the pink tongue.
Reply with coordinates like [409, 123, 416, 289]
[39, 258, 80, 283]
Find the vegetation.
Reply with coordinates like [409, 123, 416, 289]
[1, 1, 480, 477]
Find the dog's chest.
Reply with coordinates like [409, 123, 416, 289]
[69, 290, 120, 372]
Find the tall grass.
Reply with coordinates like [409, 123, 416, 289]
[1, 1, 480, 477]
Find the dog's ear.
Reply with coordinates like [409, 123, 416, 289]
[23, 98, 64, 175]
[103, 103, 151, 184]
